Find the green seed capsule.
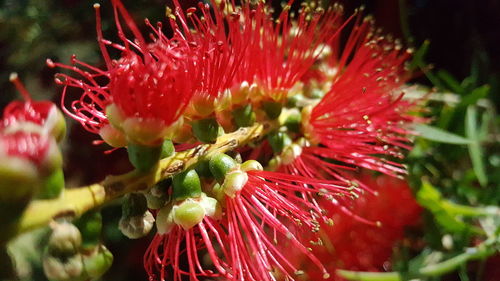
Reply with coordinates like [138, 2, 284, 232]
[82, 245, 113, 279]
[192, 117, 220, 143]
[232, 104, 255, 128]
[209, 153, 237, 183]
[262, 100, 283, 120]
[127, 142, 163, 172]
[284, 112, 302, 133]
[172, 169, 202, 201]
[161, 139, 175, 158]
[74, 211, 102, 251]
[267, 131, 292, 154]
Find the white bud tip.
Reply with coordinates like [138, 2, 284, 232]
[323, 273, 331, 279]
[93, 3, 100, 9]
[9, 72, 18, 82]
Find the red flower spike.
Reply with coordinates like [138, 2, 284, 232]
[290, 175, 422, 280]
[305, 18, 420, 178]
[145, 217, 233, 281]
[234, 2, 346, 103]
[145, 168, 349, 281]
[49, 1, 198, 145]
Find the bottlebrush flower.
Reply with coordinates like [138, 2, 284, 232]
[287, 174, 422, 280]
[302, 16, 421, 178]
[233, 2, 345, 105]
[48, 0, 198, 146]
[3, 73, 66, 142]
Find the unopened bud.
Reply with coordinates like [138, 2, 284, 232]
[222, 169, 248, 198]
[191, 117, 221, 144]
[82, 245, 113, 279]
[118, 210, 155, 239]
[47, 222, 82, 257]
[262, 100, 283, 120]
[232, 104, 255, 128]
[43, 254, 83, 281]
[240, 160, 263, 172]
[172, 169, 202, 201]
[209, 153, 237, 183]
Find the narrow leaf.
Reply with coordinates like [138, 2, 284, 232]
[465, 106, 488, 186]
[413, 124, 472, 144]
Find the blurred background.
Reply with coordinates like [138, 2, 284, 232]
[1, 0, 499, 280]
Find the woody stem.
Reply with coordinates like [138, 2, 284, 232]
[13, 124, 265, 239]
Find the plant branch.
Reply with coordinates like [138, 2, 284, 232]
[14, 124, 265, 238]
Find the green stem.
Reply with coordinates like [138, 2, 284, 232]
[14, 124, 265, 239]
[336, 270, 401, 281]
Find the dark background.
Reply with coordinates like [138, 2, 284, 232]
[1, 0, 498, 280]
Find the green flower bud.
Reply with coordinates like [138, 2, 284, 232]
[267, 131, 292, 154]
[240, 160, 264, 172]
[47, 222, 82, 257]
[287, 93, 304, 108]
[82, 245, 113, 279]
[232, 104, 255, 128]
[195, 160, 213, 178]
[262, 100, 283, 120]
[74, 211, 102, 251]
[209, 153, 237, 183]
[221, 169, 248, 198]
[191, 117, 220, 143]
[284, 112, 302, 133]
[161, 139, 175, 158]
[172, 169, 202, 201]
[43, 253, 84, 281]
[127, 142, 162, 172]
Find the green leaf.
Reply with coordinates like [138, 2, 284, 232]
[413, 124, 472, 144]
[457, 85, 490, 108]
[437, 70, 465, 94]
[417, 182, 481, 234]
[409, 40, 430, 71]
[465, 106, 488, 187]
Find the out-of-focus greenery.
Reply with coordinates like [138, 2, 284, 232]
[1, 0, 499, 281]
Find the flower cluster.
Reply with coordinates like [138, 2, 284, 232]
[0, 74, 65, 202]
[50, 0, 425, 280]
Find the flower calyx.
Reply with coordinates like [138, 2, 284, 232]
[156, 193, 221, 234]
